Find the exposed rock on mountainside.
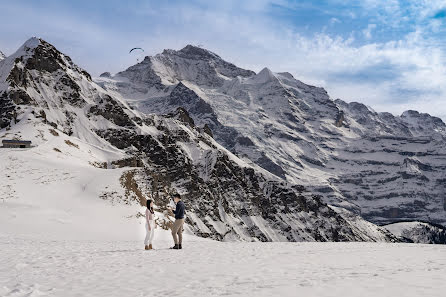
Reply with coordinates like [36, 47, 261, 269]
[0, 38, 397, 242]
[97, 44, 446, 228]
[99, 72, 111, 78]
[384, 221, 446, 244]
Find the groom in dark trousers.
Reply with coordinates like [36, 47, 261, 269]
[169, 193, 185, 249]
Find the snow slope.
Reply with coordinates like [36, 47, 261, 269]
[1, 236, 445, 297]
[0, 144, 139, 241]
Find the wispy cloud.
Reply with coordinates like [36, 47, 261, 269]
[330, 17, 341, 25]
[362, 24, 377, 39]
[0, 0, 445, 120]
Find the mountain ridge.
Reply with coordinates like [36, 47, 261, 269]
[97, 42, 446, 228]
[0, 37, 400, 242]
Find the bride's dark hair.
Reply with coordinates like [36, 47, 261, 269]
[146, 199, 154, 214]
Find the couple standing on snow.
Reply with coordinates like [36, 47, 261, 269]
[144, 193, 186, 250]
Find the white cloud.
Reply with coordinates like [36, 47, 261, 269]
[355, 0, 446, 29]
[362, 24, 377, 39]
[1, 0, 446, 121]
[330, 17, 341, 25]
[102, 1, 446, 121]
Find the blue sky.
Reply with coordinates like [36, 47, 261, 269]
[1, 0, 446, 119]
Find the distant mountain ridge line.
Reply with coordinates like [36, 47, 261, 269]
[0, 37, 404, 242]
[95, 40, 446, 228]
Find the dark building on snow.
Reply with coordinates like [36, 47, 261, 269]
[2, 140, 32, 148]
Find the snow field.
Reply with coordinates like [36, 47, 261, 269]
[1, 238, 445, 297]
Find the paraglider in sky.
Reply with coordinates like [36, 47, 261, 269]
[129, 47, 145, 62]
[129, 47, 144, 54]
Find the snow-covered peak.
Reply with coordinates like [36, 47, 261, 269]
[114, 55, 163, 87]
[401, 110, 446, 135]
[177, 44, 221, 60]
[249, 67, 279, 84]
[401, 110, 420, 117]
[114, 45, 255, 88]
[0, 37, 126, 137]
[0, 37, 96, 105]
[348, 101, 377, 114]
[8, 37, 43, 61]
[0, 50, 5, 61]
[401, 110, 445, 127]
[0, 38, 46, 84]
[276, 72, 295, 80]
[23, 36, 41, 49]
[99, 72, 112, 78]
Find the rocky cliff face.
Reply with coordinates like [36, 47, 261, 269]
[384, 221, 446, 244]
[331, 100, 446, 225]
[0, 38, 397, 242]
[97, 44, 446, 229]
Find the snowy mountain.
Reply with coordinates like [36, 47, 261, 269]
[0, 37, 399, 242]
[97, 45, 446, 230]
[115, 45, 255, 89]
[0, 50, 5, 61]
[384, 221, 446, 244]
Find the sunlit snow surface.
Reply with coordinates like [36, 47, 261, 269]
[1, 237, 445, 297]
[1, 145, 444, 297]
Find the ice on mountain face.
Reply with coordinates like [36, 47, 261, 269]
[0, 51, 5, 60]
